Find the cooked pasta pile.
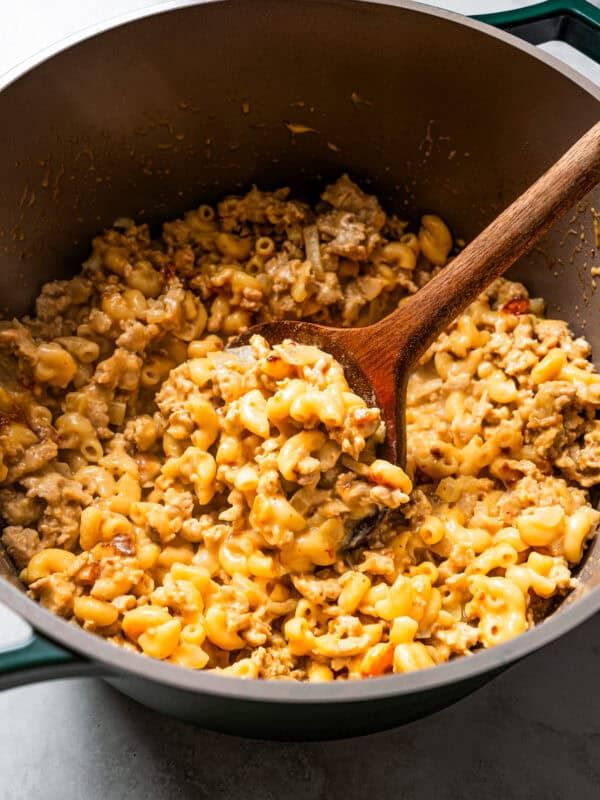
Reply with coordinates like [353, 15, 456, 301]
[0, 175, 599, 680]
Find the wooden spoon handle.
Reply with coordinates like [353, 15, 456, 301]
[375, 119, 600, 368]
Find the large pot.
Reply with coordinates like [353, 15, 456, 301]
[0, 0, 599, 741]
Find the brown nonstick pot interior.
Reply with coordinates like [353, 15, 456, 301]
[0, 0, 599, 739]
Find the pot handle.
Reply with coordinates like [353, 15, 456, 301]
[476, 0, 600, 66]
[0, 625, 102, 691]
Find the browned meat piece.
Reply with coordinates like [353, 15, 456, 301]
[357, 550, 396, 579]
[0, 320, 37, 364]
[155, 363, 198, 415]
[321, 174, 386, 231]
[116, 321, 160, 353]
[1, 526, 41, 569]
[5, 439, 58, 483]
[94, 347, 142, 392]
[217, 186, 308, 230]
[17, 469, 90, 550]
[123, 413, 164, 451]
[37, 504, 83, 551]
[525, 382, 590, 462]
[21, 468, 89, 507]
[35, 278, 92, 321]
[556, 422, 600, 487]
[73, 384, 111, 432]
[249, 644, 302, 679]
[0, 488, 42, 526]
[31, 573, 76, 617]
[317, 210, 380, 261]
[292, 574, 342, 604]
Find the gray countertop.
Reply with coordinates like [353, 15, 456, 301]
[2, 2, 600, 798]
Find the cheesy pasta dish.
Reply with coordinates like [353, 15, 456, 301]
[1, 175, 599, 680]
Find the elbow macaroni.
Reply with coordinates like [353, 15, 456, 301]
[0, 175, 599, 680]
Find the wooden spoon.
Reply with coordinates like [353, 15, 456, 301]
[232, 120, 600, 546]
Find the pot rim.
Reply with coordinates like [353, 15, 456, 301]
[1, 0, 599, 703]
[2, 573, 599, 702]
[1, 0, 600, 100]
